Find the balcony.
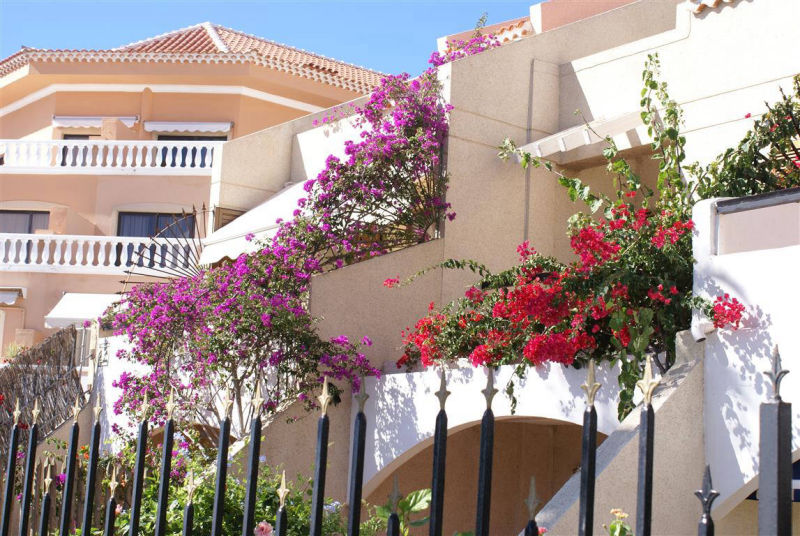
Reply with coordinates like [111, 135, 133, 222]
[0, 139, 223, 175]
[0, 233, 195, 275]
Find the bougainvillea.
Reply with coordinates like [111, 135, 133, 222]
[107, 35, 500, 436]
[395, 55, 747, 417]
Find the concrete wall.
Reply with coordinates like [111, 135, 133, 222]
[693, 199, 800, 519]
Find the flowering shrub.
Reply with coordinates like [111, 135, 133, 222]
[395, 55, 747, 417]
[106, 34, 501, 434]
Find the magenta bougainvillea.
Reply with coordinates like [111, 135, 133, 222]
[107, 35, 501, 434]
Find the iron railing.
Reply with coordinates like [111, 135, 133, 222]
[0, 351, 793, 535]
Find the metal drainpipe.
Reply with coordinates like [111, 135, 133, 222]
[523, 57, 536, 242]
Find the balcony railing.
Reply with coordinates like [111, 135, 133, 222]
[0, 233, 195, 275]
[0, 139, 223, 175]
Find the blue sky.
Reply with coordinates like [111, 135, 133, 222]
[0, 1, 539, 76]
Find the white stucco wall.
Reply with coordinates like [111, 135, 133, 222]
[693, 198, 800, 518]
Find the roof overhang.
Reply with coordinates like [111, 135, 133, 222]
[44, 293, 119, 329]
[200, 181, 307, 265]
[518, 111, 651, 167]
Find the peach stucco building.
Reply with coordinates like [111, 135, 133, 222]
[0, 22, 382, 355]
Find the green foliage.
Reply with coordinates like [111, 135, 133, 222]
[692, 75, 800, 198]
[375, 488, 431, 536]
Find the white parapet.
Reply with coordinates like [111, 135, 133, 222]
[0, 232, 194, 275]
[0, 139, 223, 175]
[693, 196, 800, 518]
[357, 361, 622, 492]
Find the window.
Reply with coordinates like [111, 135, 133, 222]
[117, 212, 195, 238]
[0, 211, 49, 234]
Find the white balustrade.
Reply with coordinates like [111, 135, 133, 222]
[0, 233, 196, 275]
[0, 139, 223, 175]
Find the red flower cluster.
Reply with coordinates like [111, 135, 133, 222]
[651, 219, 694, 248]
[712, 294, 745, 329]
[570, 227, 621, 269]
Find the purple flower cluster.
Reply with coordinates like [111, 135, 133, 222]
[107, 38, 499, 431]
[428, 33, 501, 68]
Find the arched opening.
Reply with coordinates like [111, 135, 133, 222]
[364, 416, 606, 535]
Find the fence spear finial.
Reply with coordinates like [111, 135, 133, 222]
[73, 395, 82, 422]
[765, 345, 789, 401]
[252, 380, 265, 415]
[435, 367, 450, 411]
[13, 398, 21, 425]
[43, 459, 52, 490]
[140, 393, 149, 419]
[165, 388, 177, 420]
[524, 476, 540, 521]
[481, 367, 498, 410]
[318, 376, 332, 416]
[186, 471, 197, 504]
[109, 466, 119, 496]
[581, 359, 601, 407]
[32, 398, 41, 425]
[694, 465, 719, 515]
[355, 372, 369, 413]
[636, 355, 660, 405]
[94, 395, 102, 422]
[222, 388, 233, 418]
[277, 470, 289, 509]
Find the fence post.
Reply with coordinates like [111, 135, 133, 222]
[347, 375, 369, 536]
[635, 357, 659, 536]
[579, 360, 601, 536]
[211, 390, 233, 536]
[387, 476, 401, 536]
[474, 367, 497, 536]
[275, 471, 289, 536]
[80, 399, 102, 536]
[695, 465, 718, 536]
[0, 400, 21, 536]
[242, 383, 265, 536]
[429, 368, 450, 536]
[183, 472, 196, 536]
[103, 468, 119, 536]
[758, 346, 791, 535]
[128, 396, 149, 536]
[523, 476, 540, 536]
[155, 390, 177, 536]
[18, 399, 40, 536]
[59, 398, 81, 536]
[310, 377, 332, 536]
[38, 461, 53, 536]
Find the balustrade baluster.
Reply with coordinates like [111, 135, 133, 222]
[53, 238, 64, 267]
[75, 240, 86, 266]
[38, 238, 50, 265]
[0, 236, 7, 264]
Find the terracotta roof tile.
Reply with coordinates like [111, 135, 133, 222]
[0, 22, 384, 93]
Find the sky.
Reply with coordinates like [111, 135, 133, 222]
[0, 0, 540, 76]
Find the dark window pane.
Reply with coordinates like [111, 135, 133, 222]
[0, 211, 49, 233]
[118, 213, 156, 237]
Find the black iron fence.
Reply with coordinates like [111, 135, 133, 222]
[0, 350, 794, 535]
